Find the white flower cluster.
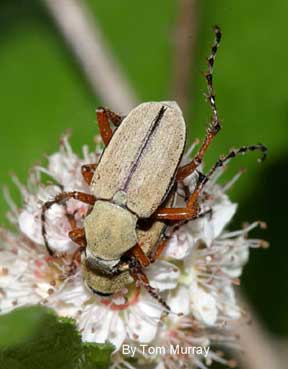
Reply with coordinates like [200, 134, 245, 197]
[0, 136, 266, 369]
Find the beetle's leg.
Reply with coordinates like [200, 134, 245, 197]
[63, 225, 91, 279]
[155, 144, 267, 221]
[153, 185, 202, 221]
[96, 107, 124, 145]
[129, 258, 171, 313]
[149, 212, 212, 261]
[65, 211, 77, 229]
[41, 191, 96, 256]
[149, 236, 170, 263]
[68, 227, 87, 248]
[57, 228, 87, 279]
[167, 208, 213, 232]
[96, 108, 112, 146]
[129, 243, 150, 267]
[81, 163, 97, 185]
[176, 26, 222, 181]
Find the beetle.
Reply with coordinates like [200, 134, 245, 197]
[41, 26, 267, 311]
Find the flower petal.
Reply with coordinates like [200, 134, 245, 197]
[147, 260, 179, 291]
[126, 295, 163, 343]
[80, 306, 126, 350]
[190, 284, 217, 325]
[168, 285, 190, 316]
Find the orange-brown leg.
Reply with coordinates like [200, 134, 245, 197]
[59, 228, 87, 278]
[81, 163, 97, 185]
[43, 191, 96, 210]
[69, 227, 87, 248]
[176, 126, 220, 181]
[176, 26, 222, 181]
[149, 237, 170, 263]
[96, 107, 124, 146]
[153, 204, 200, 221]
[153, 173, 204, 221]
[41, 191, 96, 256]
[155, 143, 267, 222]
[65, 212, 77, 229]
[129, 243, 150, 267]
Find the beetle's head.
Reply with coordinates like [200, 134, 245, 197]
[84, 200, 138, 261]
[81, 254, 133, 295]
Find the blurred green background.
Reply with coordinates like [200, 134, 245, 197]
[0, 0, 287, 367]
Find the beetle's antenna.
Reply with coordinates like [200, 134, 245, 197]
[198, 144, 267, 191]
[208, 144, 267, 174]
[176, 26, 223, 181]
[205, 25, 222, 132]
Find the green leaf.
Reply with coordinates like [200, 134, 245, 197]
[0, 306, 114, 369]
[0, 306, 48, 347]
[79, 342, 115, 369]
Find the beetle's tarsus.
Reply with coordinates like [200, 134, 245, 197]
[129, 258, 171, 313]
[143, 283, 171, 313]
[41, 202, 56, 256]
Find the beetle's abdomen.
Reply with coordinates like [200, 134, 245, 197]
[91, 101, 186, 217]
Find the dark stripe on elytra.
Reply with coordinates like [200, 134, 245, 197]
[122, 105, 167, 191]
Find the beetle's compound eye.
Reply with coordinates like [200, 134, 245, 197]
[88, 285, 113, 297]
